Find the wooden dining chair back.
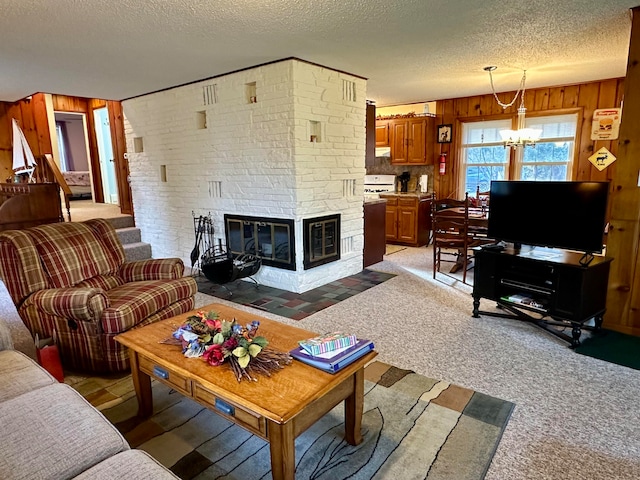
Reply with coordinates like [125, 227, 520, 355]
[476, 185, 490, 208]
[431, 193, 473, 284]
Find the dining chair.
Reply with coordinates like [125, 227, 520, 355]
[431, 193, 473, 284]
[470, 186, 494, 246]
[475, 185, 490, 209]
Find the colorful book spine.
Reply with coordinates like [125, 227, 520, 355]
[298, 332, 358, 356]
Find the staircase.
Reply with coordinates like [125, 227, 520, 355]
[107, 216, 153, 262]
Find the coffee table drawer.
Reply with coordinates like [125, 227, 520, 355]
[139, 356, 191, 396]
[194, 382, 267, 438]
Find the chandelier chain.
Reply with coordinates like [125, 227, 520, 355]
[488, 69, 527, 109]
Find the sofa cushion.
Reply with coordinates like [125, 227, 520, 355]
[101, 277, 198, 334]
[72, 450, 180, 480]
[0, 350, 56, 402]
[0, 383, 129, 480]
[76, 274, 125, 291]
[28, 222, 122, 288]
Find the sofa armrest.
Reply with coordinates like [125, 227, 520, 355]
[28, 288, 109, 322]
[0, 280, 36, 358]
[119, 258, 185, 283]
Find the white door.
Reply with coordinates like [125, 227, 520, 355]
[93, 107, 119, 204]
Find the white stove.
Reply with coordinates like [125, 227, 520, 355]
[364, 174, 396, 198]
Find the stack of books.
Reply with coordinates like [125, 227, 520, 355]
[290, 332, 374, 373]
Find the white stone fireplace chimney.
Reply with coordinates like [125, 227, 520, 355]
[122, 58, 367, 293]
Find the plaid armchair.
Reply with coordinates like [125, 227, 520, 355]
[0, 219, 197, 373]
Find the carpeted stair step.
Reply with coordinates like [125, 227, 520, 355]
[123, 242, 152, 262]
[116, 226, 142, 245]
[106, 215, 135, 230]
[106, 217, 153, 262]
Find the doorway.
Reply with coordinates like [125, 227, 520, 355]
[54, 111, 93, 199]
[93, 107, 119, 205]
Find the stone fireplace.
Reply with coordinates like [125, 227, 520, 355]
[122, 58, 367, 293]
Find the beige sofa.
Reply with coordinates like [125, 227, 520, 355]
[0, 280, 179, 480]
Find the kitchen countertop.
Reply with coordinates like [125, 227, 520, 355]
[379, 192, 432, 199]
[364, 197, 388, 205]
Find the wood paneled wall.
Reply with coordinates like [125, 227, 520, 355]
[0, 94, 53, 181]
[605, 6, 640, 337]
[1, 94, 131, 212]
[434, 78, 625, 199]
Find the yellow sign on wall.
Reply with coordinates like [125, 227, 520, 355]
[588, 147, 616, 171]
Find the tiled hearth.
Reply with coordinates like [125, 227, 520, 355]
[195, 269, 395, 320]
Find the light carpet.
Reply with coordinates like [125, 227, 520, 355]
[385, 244, 407, 255]
[96, 361, 513, 480]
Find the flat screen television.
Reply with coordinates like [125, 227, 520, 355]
[487, 181, 609, 254]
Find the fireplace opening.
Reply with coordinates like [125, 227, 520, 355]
[303, 214, 341, 270]
[225, 214, 295, 270]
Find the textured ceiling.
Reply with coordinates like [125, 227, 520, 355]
[0, 0, 636, 105]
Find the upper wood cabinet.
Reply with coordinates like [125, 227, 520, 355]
[375, 116, 435, 165]
[375, 120, 389, 147]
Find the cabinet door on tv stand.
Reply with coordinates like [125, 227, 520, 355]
[554, 261, 611, 321]
[472, 249, 498, 299]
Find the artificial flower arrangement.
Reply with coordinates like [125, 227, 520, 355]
[165, 310, 292, 382]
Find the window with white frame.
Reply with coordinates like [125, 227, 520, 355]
[460, 114, 578, 194]
[516, 113, 578, 181]
[460, 119, 511, 195]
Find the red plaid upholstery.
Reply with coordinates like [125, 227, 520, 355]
[0, 219, 197, 373]
[102, 277, 197, 333]
[119, 259, 185, 283]
[28, 222, 121, 288]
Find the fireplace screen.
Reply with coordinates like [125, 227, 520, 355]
[303, 214, 341, 270]
[225, 214, 295, 270]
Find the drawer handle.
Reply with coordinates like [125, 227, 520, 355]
[153, 366, 169, 380]
[215, 398, 235, 416]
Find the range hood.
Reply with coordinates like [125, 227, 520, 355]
[375, 147, 391, 158]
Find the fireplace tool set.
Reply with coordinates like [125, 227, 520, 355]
[192, 213, 261, 296]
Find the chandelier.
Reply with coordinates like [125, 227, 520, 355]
[484, 66, 542, 148]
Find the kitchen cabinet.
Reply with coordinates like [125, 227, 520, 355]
[391, 118, 425, 164]
[376, 116, 435, 165]
[380, 194, 431, 247]
[375, 120, 390, 147]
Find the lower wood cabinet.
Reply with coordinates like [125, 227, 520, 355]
[364, 200, 386, 267]
[381, 194, 431, 247]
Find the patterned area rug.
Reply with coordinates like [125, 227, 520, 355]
[93, 361, 514, 479]
[194, 269, 395, 320]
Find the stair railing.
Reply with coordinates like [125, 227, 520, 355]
[33, 154, 72, 221]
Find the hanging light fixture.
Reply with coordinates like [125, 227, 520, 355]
[484, 66, 542, 148]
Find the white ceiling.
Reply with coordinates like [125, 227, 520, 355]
[1, 0, 637, 106]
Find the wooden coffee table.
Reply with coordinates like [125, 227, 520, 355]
[115, 303, 376, 480]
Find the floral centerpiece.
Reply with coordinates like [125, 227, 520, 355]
[165, 310, 291, 382]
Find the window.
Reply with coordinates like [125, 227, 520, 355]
[517, 113, 578, 181]
[460, 119, 511, 195]
[460, 113, 578, 194]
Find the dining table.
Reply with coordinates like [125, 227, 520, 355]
[435, 206, 490, 273]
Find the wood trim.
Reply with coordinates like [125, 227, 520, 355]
[107, 100, 133, 215]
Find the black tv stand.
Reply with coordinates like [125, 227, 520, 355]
[471, 246, 613, 348]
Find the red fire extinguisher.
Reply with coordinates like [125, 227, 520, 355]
[439, 153, 447, 175]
